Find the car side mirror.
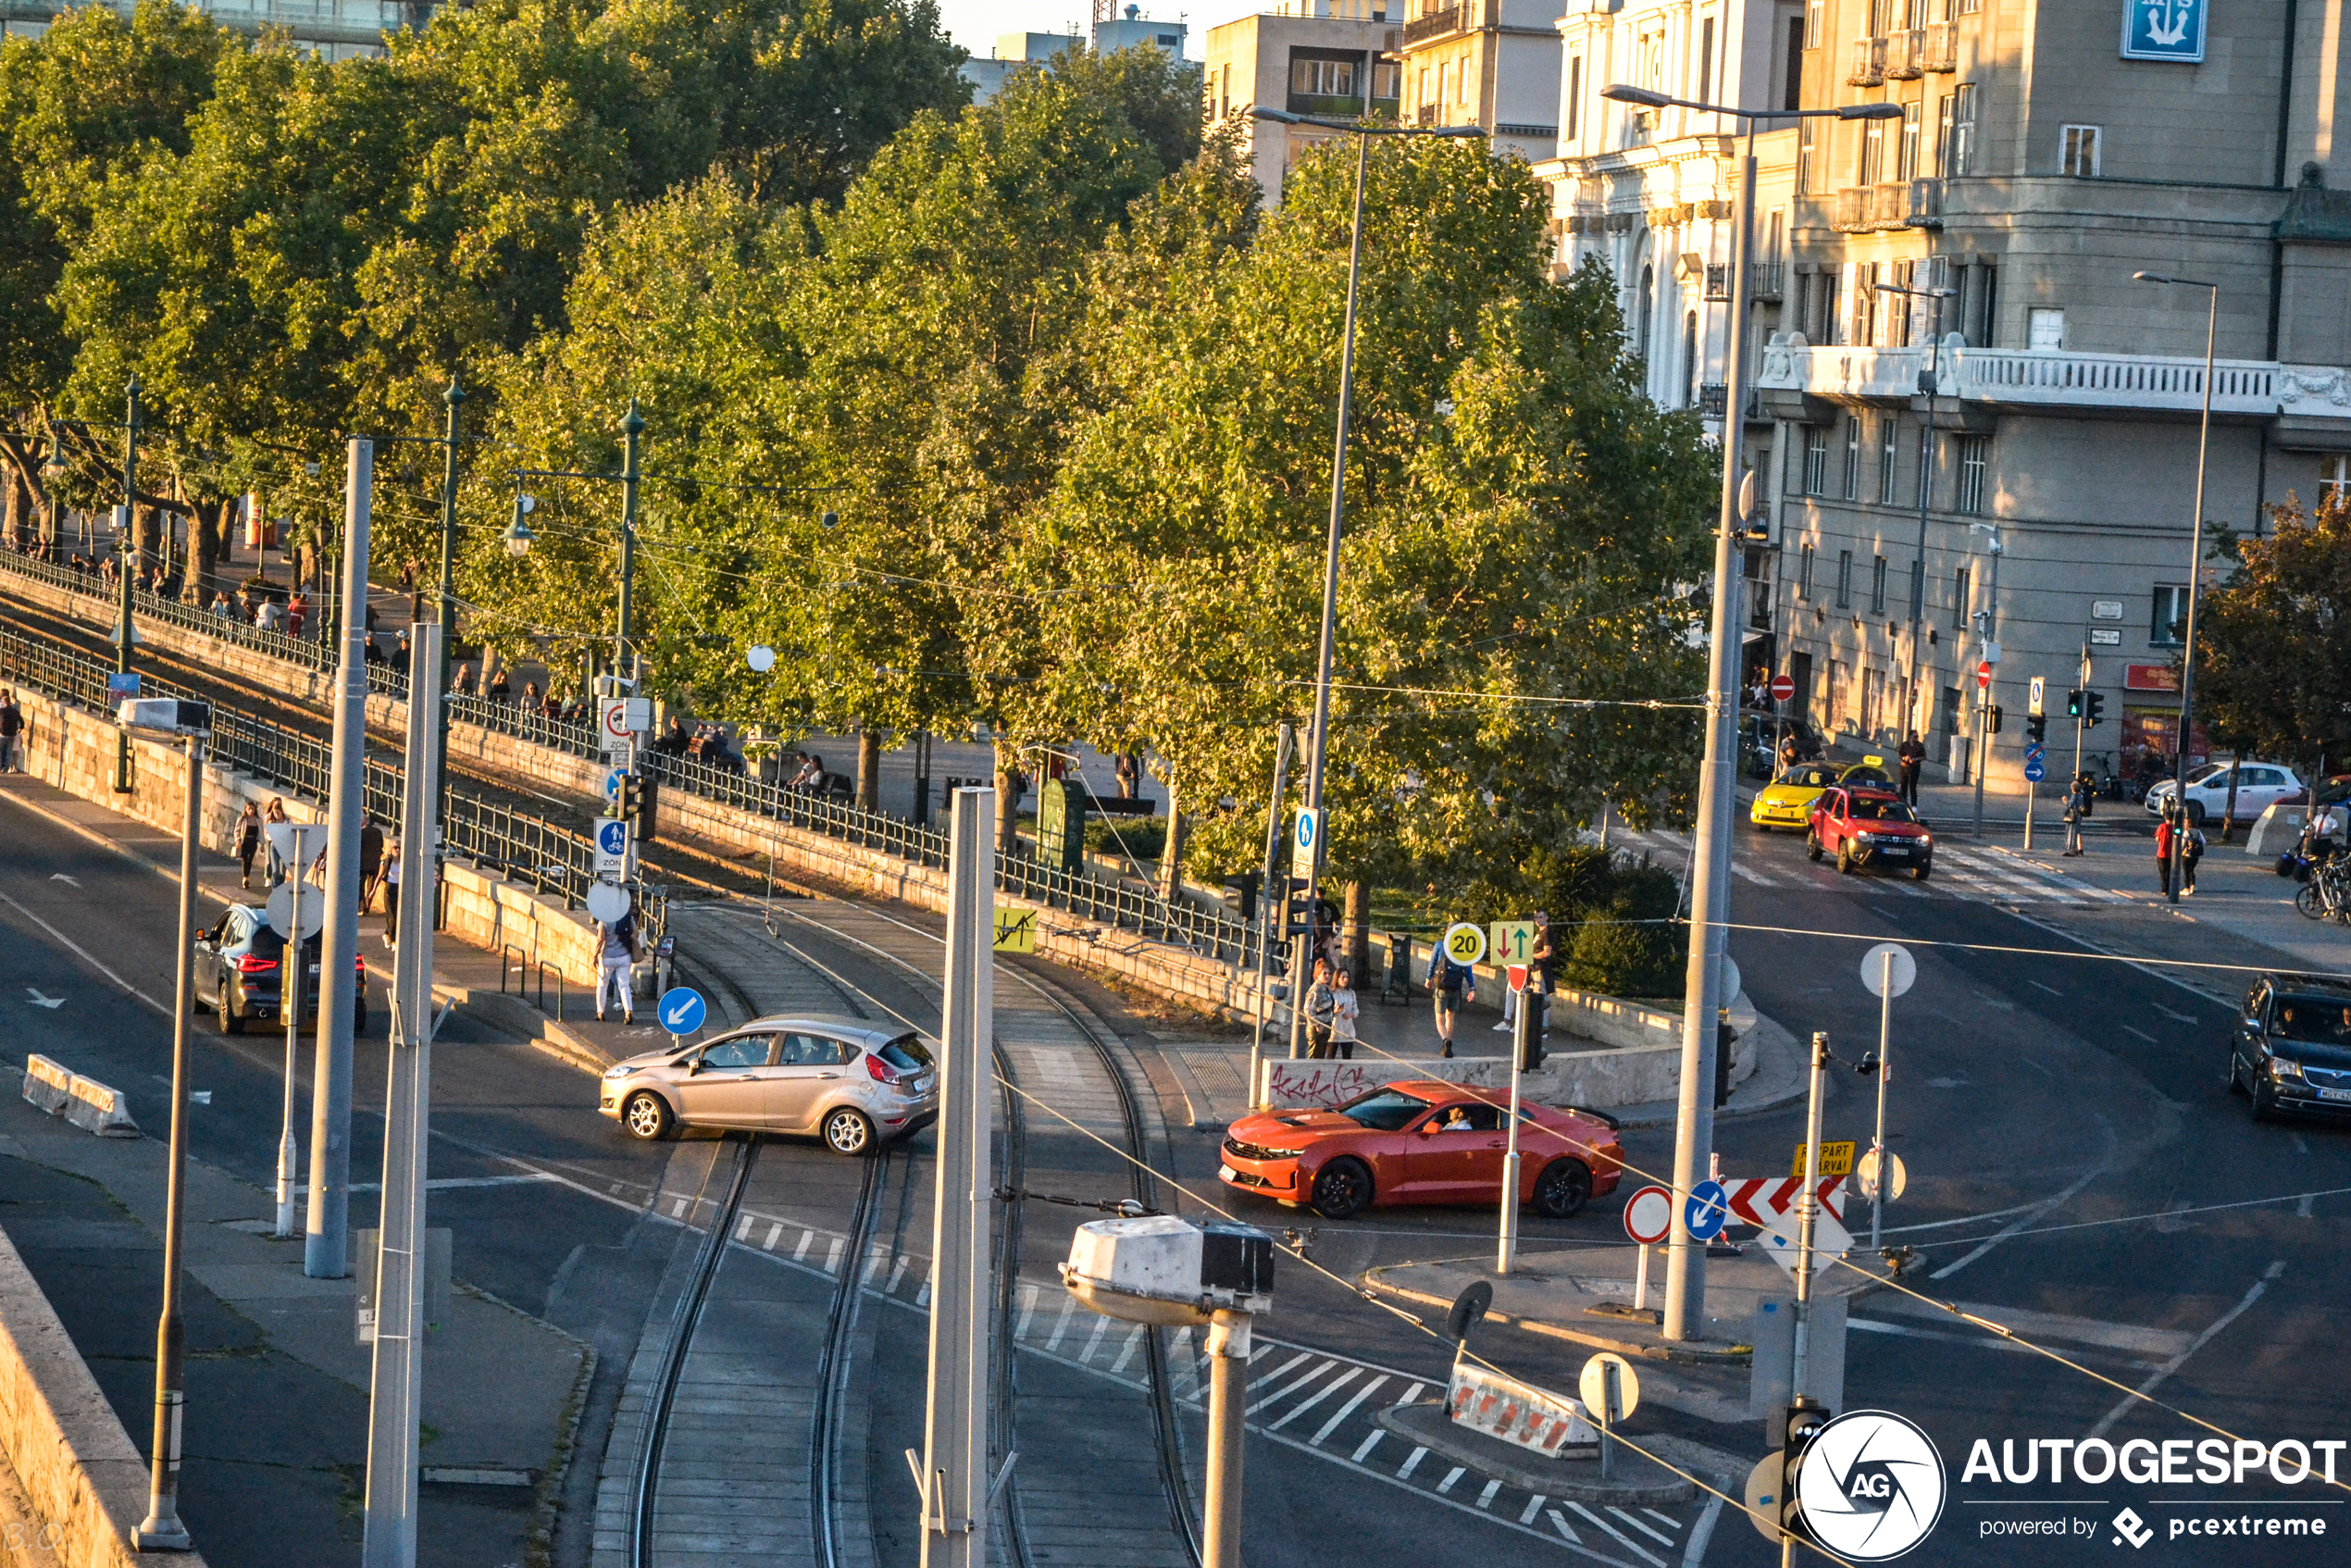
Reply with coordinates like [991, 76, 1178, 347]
[683, 1057, 703, 1076]
[1417, 1122, 1439, 1137]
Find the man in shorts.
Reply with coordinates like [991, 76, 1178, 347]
[1426, 944, 1475, 1059]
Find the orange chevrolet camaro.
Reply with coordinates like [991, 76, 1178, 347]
[1217, 1081, 1624, 1221]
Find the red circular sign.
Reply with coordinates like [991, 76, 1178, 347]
[1622, 1184, 1674, 1246]
[1975, 660, 1993, 691]
[1768, 674, 1795, 703]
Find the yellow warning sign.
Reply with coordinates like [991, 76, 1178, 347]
[992, 906, 1037, 954]
[1792, 1140, 1857, 1178]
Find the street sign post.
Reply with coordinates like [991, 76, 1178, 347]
[1859, 941, 1914, 1251]
[591, 816, 628, 880]
[2028, 676, 2045, 717]
[1488, 919, 1537, 965]
[1441, 922, 1486, 968]
[1686, 1179, 1730, 1242]
[1975, 660, 1992, 691]
[656, 987, 706, 1039]
[1622, 1183, 1673, 1311]
[1291, 808, 1322, 876]
[1769, 673, 1795, 703]
[584, 882, 630, 925]
[1854, 1149, 1908, 1201]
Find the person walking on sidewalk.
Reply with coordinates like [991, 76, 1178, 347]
[1896, 731, 1926, 805]
[596, 903, 639, 1023]
[2154, 806, 2182, 894]
[234, 801, 263, 889]
[1328, 968, 1360, 1061]
[0, 689, 22, 773]
[358, 816, 385, 915]
[379, 831, 402, 949]
[1427, 945, 1474, 1058]
[261, 797, 290, 881]
[2181, 819, 2207, 895]
[1304, 959, 1336, 1060]
[2061, 772, 2094, 856]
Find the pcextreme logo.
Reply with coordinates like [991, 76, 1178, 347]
[1795, 1410, 1949, 1561]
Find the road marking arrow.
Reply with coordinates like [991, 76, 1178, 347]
[49, 874, 78, 886]
[24, 989, 65, 1009]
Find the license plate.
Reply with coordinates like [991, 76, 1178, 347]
[1219, 1164, 1238, 1182]
[2318, 1088, 2351, 1103]
[1881, 847, 1910, 857]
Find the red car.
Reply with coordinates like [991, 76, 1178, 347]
[1217, 1081, 1623, 1221]
[1808, 785, 1934, 878]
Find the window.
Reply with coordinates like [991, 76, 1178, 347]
[1798, 118, 1818, 193]
[1871, 554, 1889, 614]
[1878, 417, 1900, 504]
[1785, 17, 1805, 110]
[2060, 124, 2101, 178]
[702, 1034, 776, 1069]
[2028, 307, 2065, 351]
[1852, 261, 1880, 346]
[1918, 428, 1934, 508]
[1948, 83, 1978, 175]
[1641, 30, 1664, 92]
[1843, 415, 1862, 499]
[1293, 57, 1358, 96]
[1698, 17, 1716, 106]
[1836, 549, 1855, 607]
[1373, 60, 1399, 98]
[1803, 426, 1830, 494]
[1860, 113, 1886, 186]
[1867, 0, 1893, 34]
[1956, 434, 1989, 514]
[1909, 558, 1925, 620]
[1636, 264, 1654, 358]
[1566, 56, 1582, 140]
[2325, 454, 2351, 506]
[1806, 0, 1822, 49]
[1958, 0, 1980, 12]
[1899, 100, 1922, 182]
[1799, 542, 1817, 599]
[2151, 584, 2189, 646]
[1684, 311, 1699, 407]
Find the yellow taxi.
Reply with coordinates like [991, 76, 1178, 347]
[1750, 761, 1844, 832]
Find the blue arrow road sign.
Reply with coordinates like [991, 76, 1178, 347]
[595, 818, 629, 857]
[658, 987, 707, 1035]
[604, 768, 628, 803]
[2025, 759, 2046, 783]
[1686, 1179, 1730, 1241]
[2024, 743, 2046, 765]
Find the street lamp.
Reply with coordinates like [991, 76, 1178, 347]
[1872, 281, 1956, 773]
[2133, 271, 2219, 902]
[1969, 521, 2002, 837]
[1247, 103, 1483, 1060]
[1597, 81, 1903, 1346]
[504, 493, 536, 557]
[117, 696, 214, 1553]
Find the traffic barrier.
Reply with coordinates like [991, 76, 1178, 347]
[1446, 1363, 1597, 1457]
[21, 1055, 71, 1116]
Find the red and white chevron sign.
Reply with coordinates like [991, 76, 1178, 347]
[1723, 1175, 1847, 1229]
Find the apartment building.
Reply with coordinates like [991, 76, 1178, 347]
[1205, 1, 1403, 206]
[1742, 0, 2351, 790]
[1, 0, 421, 57]
[1393, 0, 1564, 163]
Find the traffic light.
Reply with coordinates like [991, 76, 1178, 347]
[1986, 703, 2003, 735]
[2085, 691, 2105, 728]
[2066, 689, 2084, 718]
[618, 773, 658, 837]
[1778, 1397, 1831, 1543]
[2025, 714, 2047, 745]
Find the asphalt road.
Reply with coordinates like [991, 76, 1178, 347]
[5, 779, 2345, 1568]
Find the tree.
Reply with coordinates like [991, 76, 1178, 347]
[2196, 494, 2351, 776]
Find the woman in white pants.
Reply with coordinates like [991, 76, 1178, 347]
[596, 908, 639, 1023]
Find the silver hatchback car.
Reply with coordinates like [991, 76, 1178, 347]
[599, 1013, 939, 1155]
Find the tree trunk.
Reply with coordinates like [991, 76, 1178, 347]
[855, 725, 882, 814]
[1155, 778, 1186, 904]
[1341, 879, 1371, 987]
[3, 461, 23, 550]
[993, 738, 1023, 855]
[133, 504, 162, 582]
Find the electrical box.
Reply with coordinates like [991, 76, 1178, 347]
[116, 698, 212, 736]
[1060, 1214, 1274, 1325]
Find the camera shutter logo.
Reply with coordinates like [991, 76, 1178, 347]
[1793, 1410, 1947, 1560]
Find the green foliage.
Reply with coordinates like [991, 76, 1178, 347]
[2196, 493, 2351, 772]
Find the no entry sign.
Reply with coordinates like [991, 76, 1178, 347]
[1769, 673, 1795, 703]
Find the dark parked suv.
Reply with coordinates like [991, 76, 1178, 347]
[2229, 976, 2351, 1121]
[193, 903, 367, 1034]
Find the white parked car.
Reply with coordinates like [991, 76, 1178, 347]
[2144, 762, 2304, 826]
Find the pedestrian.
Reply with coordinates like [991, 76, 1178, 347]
[0, 689, 21, 774]
[1526, 911, 1553, 1060]
[2153, 806, 2181, 893]
[234, 801, 263, 889]
[379, 830, 402, 948]
[487, 665, 511, 703]
[358, 816, 385, 913]
[286, 593, 305, 639]
[262, 797, 289, 880]
[596, 902, 639, 1023]
[1426, 942, 1474, 1058]
[1328, 968, 1359, 1061]
[1896, 730, 1926, 805]
[1305, 959, 1336, 1059]
[2182, 819, 2206, 895]
[209, 590, 233, 619]
[2061, 771, 2094, 855]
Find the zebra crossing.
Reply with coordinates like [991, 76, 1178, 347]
[1623, 827, 2133, 909]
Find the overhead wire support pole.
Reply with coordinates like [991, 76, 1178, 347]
[115, 378, 140, 794]
[432, 382, 462, 874]
[616, 399, 644, 685]
[1248, 723, 1293, 1111]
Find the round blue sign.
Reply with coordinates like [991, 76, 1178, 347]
[2024, 760, 2046, 783]
[1686, 1179, 1730, 1242]
[657, 987, 707, 1036]
[603, 768, 628, 803]
[595, 818, 629, 856]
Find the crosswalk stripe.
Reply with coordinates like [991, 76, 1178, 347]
[1567, 1500, 1667, 1567]
[1111, 1323, 1145, 1375]
[1399, 1447, 1428, 1479]
[1079, 1313, 1110, 1364]
[1520, 1495, 1547, 1525]
[1350, 1430, 1386, 1464]
[1611, 1506, 1678, 1547]
[1475, 1478, 1501, 1510]
[763, 1221, 782, 1250]
[1266, 1367, 1359, 1432]
[1549, 1508, 1580, 1544]
[824, 1237, 845, 1276]
[794, 1228, 814, 1261]
[1247, 1357, 1335, 1416]
[1309, 1375, 1390, 1445]
[1437, 1466, 1466, 1494]
[1641, 1508, 1681, 1529]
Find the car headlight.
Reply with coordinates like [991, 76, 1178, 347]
[603, 1064, 633, 1080]
[2271, 1057, 2305, 1081]
[1918, 835, 1934, 847]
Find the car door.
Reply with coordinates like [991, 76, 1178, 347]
[1820, 790, 1847, 852]
[763, 1033, 854, 1131]
[192, 916, 225, 1007]
[674, 1033, 778, 1127]
[1402, 1102, 1502, 1201]
[2235, 983, 2271, 1083]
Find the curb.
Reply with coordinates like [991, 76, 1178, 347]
[1360, 1271, 1754, 1365]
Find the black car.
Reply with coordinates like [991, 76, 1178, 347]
[2228, 976, 2351, 1121]
[193, 903, 367, 1035]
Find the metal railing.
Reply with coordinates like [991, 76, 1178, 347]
[0, 622, 663, 931]
[1399, 4, 1462, 45]
[1847, 36, 1885, 85]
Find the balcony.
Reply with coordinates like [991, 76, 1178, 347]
[1287, 93, 1403, 118]
[1704, 264, 1730, 302]
[1847, 35, 1886, 86]
[1831, 187, 1870, 232]
[1749, 261, 1785, 300]
[1751, 337, 2351, 426]
[1922, 20, 1958, 70]
[1885, 29, 1923, 79]
[1699, 383, 1730, 417]
[1400, 4, 1465, 45]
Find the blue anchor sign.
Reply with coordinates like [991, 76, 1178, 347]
[2122, 0, 2205, 63]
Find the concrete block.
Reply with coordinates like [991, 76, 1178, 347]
[60, 1075, 139, 1139]
[20, 1056, 70, 1117]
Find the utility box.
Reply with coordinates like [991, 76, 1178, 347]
[1036, 778, 1088, 876]
[1200, 1219, 1275, 1296]
[1060, 1214, 1273, 1325]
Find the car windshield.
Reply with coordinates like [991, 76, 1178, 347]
[1334, 1088, 1434, 1131]
[1776, 765, 1835, 788]
[877, 1034, 934, 1073]
[1842, 766, 1893, 787]
[2184, 763, 2229, 787]
[1849, 798, 1919, 823]
[2274, 999, 2351, 1047]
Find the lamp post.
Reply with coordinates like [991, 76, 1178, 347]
[115, 378, 142, 794]
[1872, 281, 1955, 759]
[1599, 81, 1905, 1344]
[2133, 272, 2219, 903]
[431, 383, 462, 831]
[1247, 104, 1484, 1059]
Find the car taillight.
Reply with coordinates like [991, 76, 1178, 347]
[236, 955, 280, 975]
[865, 1053, 904, 1086]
